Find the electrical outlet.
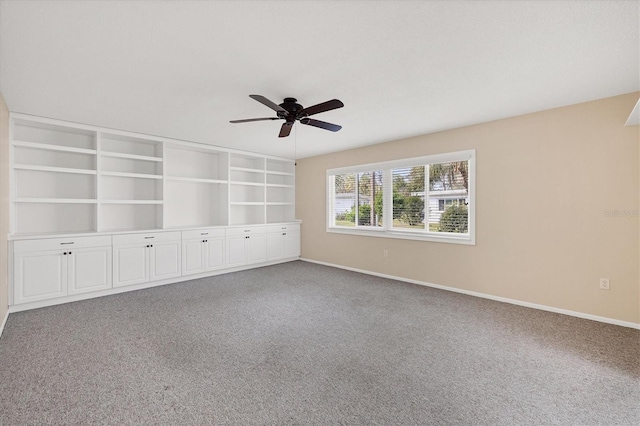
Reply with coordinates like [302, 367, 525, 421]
[383, 250, 388, 258]
[599, 278, 610, 290]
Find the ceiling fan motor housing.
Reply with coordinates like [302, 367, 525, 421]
[278, 98, 305, 121]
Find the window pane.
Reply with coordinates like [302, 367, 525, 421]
[428, 161, 469, 233]
[357, 171, 383, 227]
[333, 173, 356, 226]
[392, 166, 425, 230]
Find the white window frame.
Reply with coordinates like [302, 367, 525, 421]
[326, 149, 475, 245]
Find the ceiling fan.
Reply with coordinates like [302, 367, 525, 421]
[230, 95, 344, 137]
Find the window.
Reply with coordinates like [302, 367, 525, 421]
[331, 171, 383, 228]
[327, 150, 475, 245]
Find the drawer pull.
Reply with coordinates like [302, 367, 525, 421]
[60, 242, 74, 245]
[244, 230, 251, 233]
[201, 233, 209, 235]
[144, 236, 154, 239]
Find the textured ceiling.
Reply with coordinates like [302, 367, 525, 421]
[1, 1, 638, 159]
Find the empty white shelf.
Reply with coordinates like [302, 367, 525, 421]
[100, 171, 162, 180]
[13, 141, 97, 155]
[229, 166, 264, 174]
[165, 176, 227, 184]
[230, 181, 265, 187]
[100, 151, 163, 162]
[13, 164, 97, 175]
[100, 200, 163, 205]
[14, 198, 98, 204]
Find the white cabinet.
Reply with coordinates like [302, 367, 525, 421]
[112, 232, 181, 287]
[13, 236, 112, 304]
[226, 226, 267, 267]
[266, 224, 300, 261]
[181, 228, 226, 276]
[67, 246, 112, 295]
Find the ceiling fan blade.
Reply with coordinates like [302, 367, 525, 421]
[297, 99, 344, 118]
[249, 94, 288, 114]
[300, 118, 342, 132]
[230, 117, 279, 123]
[279, 122, 294, 138]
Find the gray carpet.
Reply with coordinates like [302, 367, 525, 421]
[0, 261, 638, 425]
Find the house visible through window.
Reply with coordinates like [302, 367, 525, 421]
[327, 150, 475, 244]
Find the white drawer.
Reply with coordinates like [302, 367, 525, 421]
[182, 228, 226, 240]
[225, 226, 267, 237]
[112, 231, 181, 246]
[267, 224, 300, 233]
[14, 235, 112, 253]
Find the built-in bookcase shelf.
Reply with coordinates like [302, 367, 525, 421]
[265, 159, 295, 223]
[11, 118, 98, 234]
[163, 144, 229, 228]
[13, 140, 97, 155]
[10, 114, 296, 235]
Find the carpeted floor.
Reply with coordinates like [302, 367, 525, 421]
[0, 261, 638, 425]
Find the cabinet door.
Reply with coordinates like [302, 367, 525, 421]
[182, 239, 205, 276]
[227, 236, 247, 267]
[113, 244, 149, 287]
[266, 233, 283, 260]
[205, 237, 225, 271]
[14, 250, 67, 304]
[68, 246, 112, 295]
[150, 240, 181, 281]
[248, 234, 267, 264]
[283, 231, 301, 258]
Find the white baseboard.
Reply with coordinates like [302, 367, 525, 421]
[300, 258, 640, 330]
[0, 309, 9, 338]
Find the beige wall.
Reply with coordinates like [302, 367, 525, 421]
[296, 92, 640, 325]
[0, 92, 9, 327]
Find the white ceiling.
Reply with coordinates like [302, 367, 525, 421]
[1, 1, 638, 159]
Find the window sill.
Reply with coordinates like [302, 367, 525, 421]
[326, 226, 475, 245]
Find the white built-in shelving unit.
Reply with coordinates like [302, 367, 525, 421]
[164, 143, 229, 229]
[229, 153, 266, 226]
[266, 158, 295, 223]
[12, 119, 98, 234]
[99, 133, 164, 232]
[9, 114, 296, 236]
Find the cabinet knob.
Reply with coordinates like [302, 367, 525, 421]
[63, 252, 67, 255]
[282, 233, 286, 235]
